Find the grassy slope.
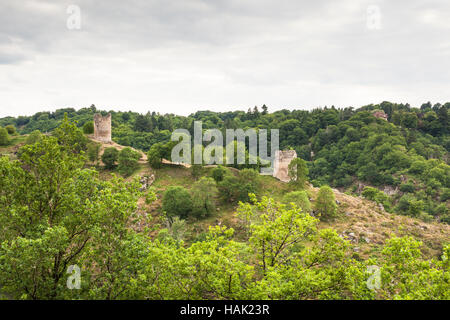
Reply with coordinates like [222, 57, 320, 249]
[2, 135, 449, 260]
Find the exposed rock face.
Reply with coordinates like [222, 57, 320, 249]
[273, 150, 297, 182]
[94, 113, 112, 143]
[372, 110, 388, 120]
[139, 174, 155, 191]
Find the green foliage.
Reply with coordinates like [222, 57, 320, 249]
[87, 142, 101, 164]
[288, 158, 309, 188]
[361, 186, 392, 211]
[315, 185, 337, 220]
[191, 177, 218, 219]
[399, 182, 415, 193]
[218, 168, 260, 203]
[1, 136, 449, 300]
[211, 165, 227, 182]
[52, 114, 88, 154]
[0, 123, 147, 299]
[117, 147, 141, 176]
[162, 186, 193, 221]
[5, 125, 16, 135]
[190, 164, 203, 180]
[0, 127, 9, 146]
[102, 147, 119, 169]
[147, 142, 173, 169]
[25, 130, 42, 145]
[82, 121, 94, 134]
[396, 195, 425, 217]
[282, 190, 312, 213]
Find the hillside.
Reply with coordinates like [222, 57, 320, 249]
[2, 134, 448, 261]
[132, 164, 449, 260]
[1, 102, 448, 224]
[1, 119, 449, 300]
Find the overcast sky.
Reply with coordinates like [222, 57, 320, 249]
[0, 0, 449, 117]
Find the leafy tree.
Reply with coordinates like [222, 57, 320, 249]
[147, 142, 171, 169]
[25, 130, 42, 145]
[102, 147, 119, 169]
[162, 186, 193, 221]
[218, 169, 260, 203]
[0, 121, 146, 299]
[117, 147, 141, 176]
[5, 125, 16, 135]
[288, 158, 309, 188]
[0, 127, 9, 146]
[191, 177, 218, 218]
[82, 121, 94, 134]
[87, 142, 101, 164]
[52, 114, 88, 154]
[282, 191, 312, 213]
[314, 185, 337, 220]
[211, 165, 227, 182]
[361, 186, 392, 211]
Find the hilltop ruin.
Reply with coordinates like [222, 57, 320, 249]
[272, 149, 297, 182]
[94, 113, 112, 143]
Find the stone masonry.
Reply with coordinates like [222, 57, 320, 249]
[94, 113, 112, 143]
[273, 149, 297, 182]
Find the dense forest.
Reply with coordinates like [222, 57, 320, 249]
[1, 101, 448, 224]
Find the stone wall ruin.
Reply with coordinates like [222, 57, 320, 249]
[94, 113, 112, 143]
[272, 149, 297, 182]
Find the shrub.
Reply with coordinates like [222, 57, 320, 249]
[0, 127, 9, 146]
[87, 142, 101, 164]
[211, 165, 227, 182]
[5, 125, 16, 135]
[314, 185, 337, 220]
[118, 147, 141, 176]
[25, 130, 42, 145]
[83, 121, 94, 134]
[102, 147, 119, 169]
[162, 186, 193, 220]
[217, 168, 261, 203]
[362, 186, 392, 211]
[399, 182, 415, 193]
[191, 177, 218, 218]
[282, 191, 312, 213]
[288, 158, 309, 188]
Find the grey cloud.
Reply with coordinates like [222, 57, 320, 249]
[0, 0, 449, 117]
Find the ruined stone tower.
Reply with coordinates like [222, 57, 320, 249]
[93, 113, 112, 143]
[273, 150, 297, 182]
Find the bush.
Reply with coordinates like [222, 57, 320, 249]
[191, 177, 218, 218]
[25, 130, 42, 145]
[162, 186, 193, 220]
[314, 185, 337, 220]
[102, 147, 119, 169]
[441, 188, 450, 202]
[396, 195, 424, 217]
[0, 127, 9, 146]
[399, 182, 415, 193]
[217, 168, 260, 203]
[87, 142, 101, 164]
[282, 191, 311, 213]
[361, 186, 392, 211]
[118, 147, 141, 176]
[83, 121, 94, 134]
[211, 165, 227, 182]
[288, 158, 309, 188]
[5, 125, 16, 135]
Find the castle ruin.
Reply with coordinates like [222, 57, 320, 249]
[272, 149, 297, 182]
[94, 113, 112, 143]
